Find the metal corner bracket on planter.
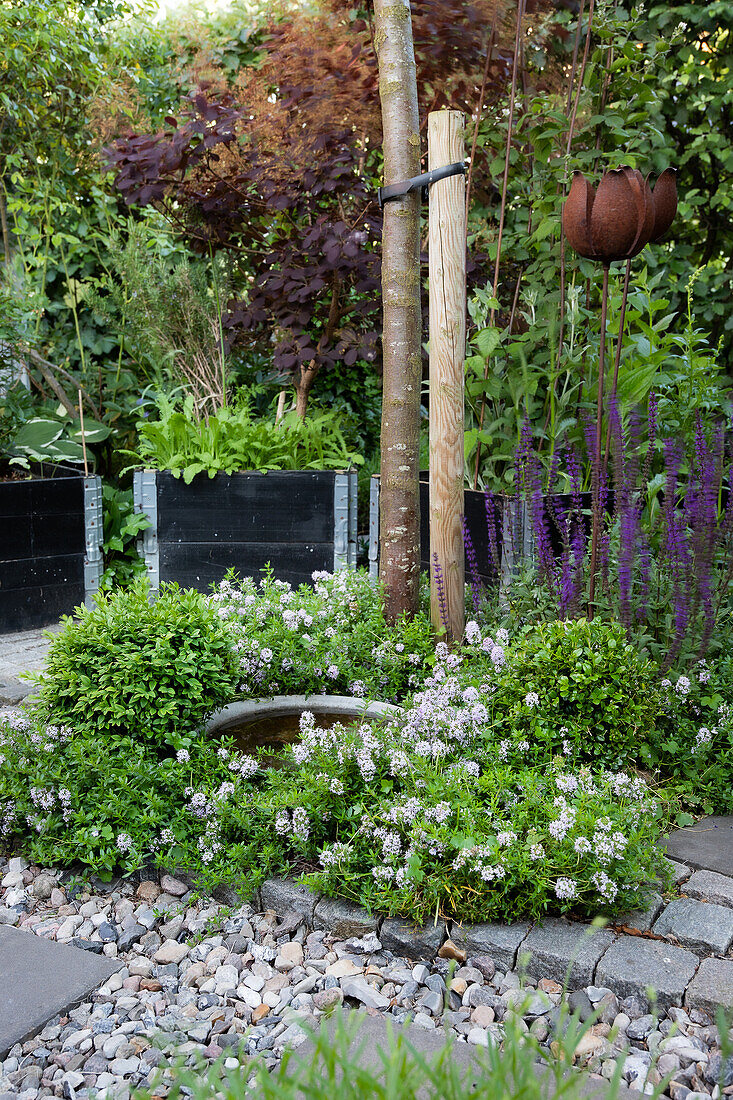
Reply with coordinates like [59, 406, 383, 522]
[368, 474, 532, 591]
[0, 466, 103, 634]
[133, 468, 358, 593]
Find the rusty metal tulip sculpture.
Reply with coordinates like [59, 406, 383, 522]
[562, 165, 677, 617]
[563, 165, 677, 263]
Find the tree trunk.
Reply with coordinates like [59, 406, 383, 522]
[294, 360, 319, 420]
[373, 0, 423, 622]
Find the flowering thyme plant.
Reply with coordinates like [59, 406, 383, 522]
[0, 569, 433, 881]
[0, 607, 670, 917]
[261, 635, 669, 922]
[0, 708, 255, 876]
[209, 567, 435, 703]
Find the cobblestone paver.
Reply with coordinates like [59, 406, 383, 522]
[685, 957, 733, 1014]
[685, 869, 733, 909]
[594, 935, 700, 1010]
[2, 856, 732, 1100]
[618, 892, 664, 932]
[652, 897, 733, 955]
[0, 625, 62, 704]
[521, 920, 616, 988]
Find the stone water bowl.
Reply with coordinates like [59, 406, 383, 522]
[206, 695, 401, 766]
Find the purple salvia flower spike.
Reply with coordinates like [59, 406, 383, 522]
[432, 553, 449, 633]
[461, 516, 483, 612]
[485, 491, 500, 572]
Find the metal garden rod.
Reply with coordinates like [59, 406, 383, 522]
[562, 166, 678, 620]
[588, 263, 609, 620]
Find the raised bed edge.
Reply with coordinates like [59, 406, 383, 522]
[83, 475, 104, 607]
[0, 470, 102, 633]
[133, 469, 358, 592]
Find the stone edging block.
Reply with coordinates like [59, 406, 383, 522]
[685, 957, 733, 1013]
[520, 919, 617, 989]
[380, 916, 447, 959]
[615, 893, 664, 933]
[652, 897, 733, 955]
[260, 878, 321, 923]
[450, 921, 531, 972]
[685, 869, 733, 910]
[664, 858, 692, 886]
[0, 677, 29, 705]
[313, 897, 379, 940]
[253, 878, 731, 1018]
[595, 934, 699, 1010]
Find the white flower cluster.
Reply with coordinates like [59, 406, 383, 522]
[548, 805, 577, 840]
[186, 790, 212, 819]
[319, 842, 354, 869]
[453, 843, 506, 884]
[692, 726, 715, 753]
[116, 832, 133, 853]
[229, 753, 259, 779]
[273, 806, 310, 841]
[592, 869, 618, 901]
[0, 801, 17, 840]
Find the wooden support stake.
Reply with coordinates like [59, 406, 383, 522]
[429, 110, 466, 643]
[78, 387, 89, 476]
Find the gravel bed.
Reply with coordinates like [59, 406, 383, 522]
[1, 857, 732, 1100]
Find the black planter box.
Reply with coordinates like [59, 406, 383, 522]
[368, 475, 506, 587]
[0, 466, 103, 633]
[368, 478, 614, 591]
[133, 469, 358, 593]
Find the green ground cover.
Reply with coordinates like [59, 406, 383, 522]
[2, 569, 730, 924]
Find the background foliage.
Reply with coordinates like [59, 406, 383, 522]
[1, 0, 731, 572]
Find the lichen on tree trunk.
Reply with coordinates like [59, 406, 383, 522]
[373, 0, 422, 623]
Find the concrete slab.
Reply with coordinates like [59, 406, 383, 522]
[0, 925, 121, 1057]
[289, 1011, 640, 1098]
[663, 816, 733, 877]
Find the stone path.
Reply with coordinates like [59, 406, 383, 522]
[1, 855, 733, 1100]
[0, 626, 61, 705]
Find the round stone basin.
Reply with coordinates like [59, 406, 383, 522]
[206, 695, 401, 765]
